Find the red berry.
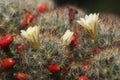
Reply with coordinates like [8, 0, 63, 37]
[79, 76, 90, 80]
[38, 4, 47, 15]
[47, 65, 61, 73]
[0, 58, 16, 71]
[83, 62, 90, 74]
[22, 13, 34, 26]
[93, 47, 101, 55]
[83, 62, 90, 69]
[0, 35, 14, 49]
[71, 32, 79, 47]
[17, 72, 29, 80]
[17, 45, 24, 52]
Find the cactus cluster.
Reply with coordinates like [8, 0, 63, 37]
[0, 0, 120, 80]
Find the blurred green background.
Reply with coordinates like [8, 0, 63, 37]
[53, 0, 120, 15]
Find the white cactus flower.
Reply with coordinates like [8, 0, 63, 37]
[61, 30, 74, 45]
[77, 13, 99, 38]
[21, 25, 40, 48]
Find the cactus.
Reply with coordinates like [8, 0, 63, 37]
[0, 0, 120, 80]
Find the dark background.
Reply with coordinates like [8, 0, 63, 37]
[53, 0, 120, 15]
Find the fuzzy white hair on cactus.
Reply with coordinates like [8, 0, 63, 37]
[61, 30, 74, 46]
[20, 25, 40, 48]
[77, 13, 99, 39]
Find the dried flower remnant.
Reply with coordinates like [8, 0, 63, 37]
[68, 7, 78, 21]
